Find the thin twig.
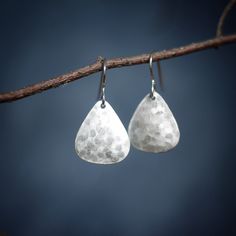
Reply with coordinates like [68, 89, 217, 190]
[0, 34, 236, 103]
[217, 0, 236, 37]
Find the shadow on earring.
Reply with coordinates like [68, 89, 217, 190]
[75, 58, 130, 164]
[128, 55, 180, 153]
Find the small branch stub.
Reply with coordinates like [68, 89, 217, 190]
[216, 0, 236, 37]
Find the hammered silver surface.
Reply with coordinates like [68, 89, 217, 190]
[75, 101, 130, 164]
[128, 91, 180, 153]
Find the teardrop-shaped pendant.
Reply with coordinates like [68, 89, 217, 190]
[75, 101, 130, 164]
[128, 91, 180, 153]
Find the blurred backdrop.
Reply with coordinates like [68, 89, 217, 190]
[0, 0, 236, 235]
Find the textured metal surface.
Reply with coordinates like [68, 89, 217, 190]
[128, 91, 180, 153]
[75, 101, 130, 164]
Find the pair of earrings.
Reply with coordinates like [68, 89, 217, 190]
[75, 55, 180, 164]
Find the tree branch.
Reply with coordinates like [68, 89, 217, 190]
[0, 34, 236, 103]
[1, 0, 236, 103]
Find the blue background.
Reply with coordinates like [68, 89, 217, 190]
[0, 0, 236, 235]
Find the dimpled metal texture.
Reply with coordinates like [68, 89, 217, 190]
[75, 101, 130, 164]
[128, 91, 180, 153]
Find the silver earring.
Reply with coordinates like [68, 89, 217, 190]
[75, 58, 130, 164]
[128, 54, 180, 153]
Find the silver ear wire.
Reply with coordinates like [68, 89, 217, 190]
[157, 60, 164, 91]
[99, 58, 107, 108]
[149, 54, 157, 99]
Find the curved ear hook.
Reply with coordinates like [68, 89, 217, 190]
[149, 54, 157, 99]
[156, 59, 164, 91]
[99, 58, 107, 108]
